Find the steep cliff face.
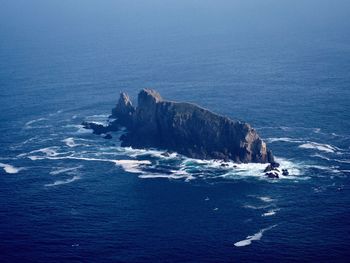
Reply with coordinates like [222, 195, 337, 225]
[111, 89, 274, 163]
[111, 92, 135, 127]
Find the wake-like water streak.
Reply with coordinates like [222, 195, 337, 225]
[234, 225, 278, 247]
[50, 165, 83, 175]
[45, 175, 81, 187]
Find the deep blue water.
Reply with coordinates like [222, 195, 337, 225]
[1, 1, 350, 262]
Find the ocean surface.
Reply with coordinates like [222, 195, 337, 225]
[1, 1, 350, 262]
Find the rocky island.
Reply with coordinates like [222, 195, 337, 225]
[84, 89, 277, 168]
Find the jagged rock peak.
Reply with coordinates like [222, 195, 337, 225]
[111, 92, 135, 126]
[119, 92, 133, 107]
[138, 89, 163, 107]
[100, 89, 275, 163]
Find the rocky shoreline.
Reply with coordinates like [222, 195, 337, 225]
[83, 89, 285, 178]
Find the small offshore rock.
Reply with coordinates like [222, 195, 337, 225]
[282, 169, 289, 176]
[265, 172, 279, 179]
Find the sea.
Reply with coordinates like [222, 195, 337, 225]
[1, 1, 350, 262]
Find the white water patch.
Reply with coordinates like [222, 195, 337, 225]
[113, 160, 151, 174]
[84, 114, 110, 126]
[311, 154, 350, 164]
[63, 138, 78, 147]
[0, 163, 23, 174]
[138, 169, 194, 181]
[27, 149, 151, 174]
[333, 159, 350, 164]
[234, 225, 277, 247]
[29, 153, 150, 168]
[24, 117, 48, 128]
[24, 143, 305, 182]
[258, 196, 275, 203]
[303, 164, 342, 175]
[211, 157, 303, 181]
[50, 165, 83, 175]
[69, 124, 93, 134]
[243, 204, 272, 210]
[48, 109, 63, 116]
[311, 153, 332, 161]
[313, 128, 321, 133]
[139, 173, 190, 180]
[275, 157, 302, 178]
[122, 147, 178, 159]
[299, 142, 339, 153]
[45, 175, 81, 187]
[62, 137, 93, 148]
[25, 147, 71, 160]
[266, 137, 304, 143]
[262, 209, 280, 217]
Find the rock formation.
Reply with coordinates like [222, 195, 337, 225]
[103, 89, 275, 163]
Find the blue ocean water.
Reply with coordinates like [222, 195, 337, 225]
[1, 1, 350, 262]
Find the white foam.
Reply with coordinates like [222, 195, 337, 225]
[122, 147, 178, 159]
[313, 128, 321, 133]
[304, 164, 341, 174]
[138, 168, 194, 180]
[311, 154, 350, 164]
[113, 160, 151, 174]
[76, 125, 93, 134]
[243, 204, 272, 210]
[234, 225, 277, 247]
[87, 114, 109, 118]
[62, 137, 92, 148]
[299, 142, 338, 153]
[25, 117, 48, 128]
[45, 175, 81, 187]
[26, 147, 70, 160]
[48, 110, 63, 116]
[0, 163, 22, 174]
[28, 151, 153, 174]
[334, 159, 350, 164]
[62, 138, 78, 147]
[311, 153, 331, 161]
[258, 196, 274, 203]
[266, 137, 304, 143]
[262, 209, 280, 217]
[50, 166, 82, 175]
[139, 174, 188, 179]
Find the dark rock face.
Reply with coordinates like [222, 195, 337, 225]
[111, 92, 135, 127]
[82, 121, 110, 135]
[110, 89, 275, 163]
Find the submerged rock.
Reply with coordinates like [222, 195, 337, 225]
[282, 169, 289, 176]
[82, 121, 110, 135]
[106, 89, 275, 163]
[265, 172, 279, 179]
